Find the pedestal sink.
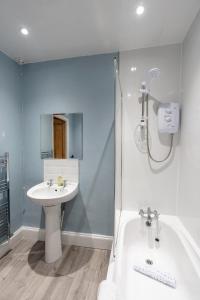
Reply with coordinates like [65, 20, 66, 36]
[27, 181, 78, 263]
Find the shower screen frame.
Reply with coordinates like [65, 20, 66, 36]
[113, 57, 123, 257]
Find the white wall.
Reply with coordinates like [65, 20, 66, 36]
[178, 11, 200, 247]
[120, 44, 182, 214]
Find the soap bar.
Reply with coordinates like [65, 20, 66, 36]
[57, 176, 64, 186]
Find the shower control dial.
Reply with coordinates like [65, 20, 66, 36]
[166, 109, 172, 114]
[165, 116, 172, 122]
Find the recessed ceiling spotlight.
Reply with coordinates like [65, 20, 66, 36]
[136, 5, 145, 15]
[131, 66, 137, 72]
[127, 93, 132, 97]
[20, 28, 29, 36]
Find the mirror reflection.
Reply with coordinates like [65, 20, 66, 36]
[40, 113, 83, 160]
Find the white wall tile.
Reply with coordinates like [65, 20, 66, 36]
[44, 159, 79, 182]
[120, 44, 182, 214]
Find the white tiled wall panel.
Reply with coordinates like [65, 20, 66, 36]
[178, 11, 200, 248]
[44, 159, 79, 182]
[120, 44, 182, 214]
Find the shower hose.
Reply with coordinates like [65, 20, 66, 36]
[145, 93, 174, 163]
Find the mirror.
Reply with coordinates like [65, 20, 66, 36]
[40, 113, 83, 160]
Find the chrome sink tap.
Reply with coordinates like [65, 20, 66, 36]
[47, 179, 53, 187]
[63, 180, 67, 188]
[139, 207, 159, 226]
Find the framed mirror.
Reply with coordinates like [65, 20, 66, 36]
[40, 113, 83, 159]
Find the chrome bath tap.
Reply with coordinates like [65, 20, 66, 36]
[139, 207, 159, 226]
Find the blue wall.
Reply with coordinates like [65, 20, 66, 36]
[0, 52, 23, 233]
[22, 53, 115, 236]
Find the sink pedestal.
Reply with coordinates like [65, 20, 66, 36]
[44, 204, 62, 263]
[27, 181, 79, 264]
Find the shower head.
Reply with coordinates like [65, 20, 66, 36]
[140, 68, 161, 95]
[148, 68, 161, 79]
[147, 68, 161, 91]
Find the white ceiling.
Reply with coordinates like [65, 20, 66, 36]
[0, 0, 199, 63]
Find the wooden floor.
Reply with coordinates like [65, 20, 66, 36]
[0, 240, 110, 300]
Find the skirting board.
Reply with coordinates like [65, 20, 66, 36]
[11, 226, 113, 250]
[0, 241, 10, 259]
[0, 227, 23, 259]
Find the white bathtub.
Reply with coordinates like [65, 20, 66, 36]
[98, 211, 200, 300]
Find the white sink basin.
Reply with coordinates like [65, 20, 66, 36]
[27, 181, 78, 206]
[27, 181, 79, 263]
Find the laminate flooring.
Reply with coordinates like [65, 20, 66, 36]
[0, 240, 110, 300]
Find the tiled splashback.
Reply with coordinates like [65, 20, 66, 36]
[44, 159, 79, 182]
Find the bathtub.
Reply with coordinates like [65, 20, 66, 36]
[98, 211, 200, 300]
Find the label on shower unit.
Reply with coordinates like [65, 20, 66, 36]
[158, 102, 179, 134]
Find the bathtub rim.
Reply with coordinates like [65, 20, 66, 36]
[107, 210, 200, 281]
